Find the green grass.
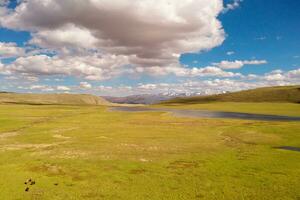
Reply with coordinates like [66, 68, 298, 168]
[0, 104, 300, 199]
[162, 85, 300, 104]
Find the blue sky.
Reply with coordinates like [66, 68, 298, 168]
[0, 0, 299, 96]
[182, 0, 300, 73]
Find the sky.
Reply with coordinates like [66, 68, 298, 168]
[0, 0, 299, 96]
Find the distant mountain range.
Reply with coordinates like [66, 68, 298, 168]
[103, 85, 300, 105]
[161, 85, 300, 104]
[102, 92, 206, 104]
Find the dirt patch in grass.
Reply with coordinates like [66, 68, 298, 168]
[129, 169, 147, 174]
[119, 143, 161, 152]
[0, 131, 19, 139]
[30, 164, 66, 176]
[52, 127, 78, 134]
[167, 160, 200, 169]
[0, 141, 69, 152]
[53, 134, 71, 139]
[54, 150, 90, 159]
[222, 131, 281, 147]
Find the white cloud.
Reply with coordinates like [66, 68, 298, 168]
[0, 0, 8, 6]
[0, 42, 25, 58]
[22, 84, 71, 92]
[0, 61, 4, 72]
[3, 74, 38, 83]
[29, 24, 99, 50]
[264, 73, 285, 81]
[30, 85, 54, 92]
[255, 36, 267, 41]
[268, 69, 283, 74]
[259, 69, 300, 83]
[2, 67, 299, 96]
[0, 0, 225, 69]
[189, 66, 241, 77]
[1, 53, 248, 80]
[1, 54, 130, 80]
[214, 60, 267, 69]
[97, 68, 300, 96]
[286, 69, 300, 79]
[0, 0, 8, 20]
[25, 76, 39, 82]
[0, 60, 11, 75]
[223, 0, 242, 13]
[226, 51, 235, 55]
[138, 84, 157, 90]
[57, 86, 71, 91]
[136, 65, 241, 78]
[80, 82, 92, 89]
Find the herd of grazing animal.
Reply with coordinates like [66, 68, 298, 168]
[24, 178, 58, 192]
[24, 178, 35, 192]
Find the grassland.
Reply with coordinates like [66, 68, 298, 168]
[0, 104, 300, 200]
[157, 85, 300, 117]
[0, 93, 110, 105]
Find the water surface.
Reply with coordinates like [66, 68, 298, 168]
[274, 146, 300, 152]
[110, 106, 300, 121]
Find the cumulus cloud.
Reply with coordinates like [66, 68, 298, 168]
[0, 0, 232, 82]
[24, 84, 71, 92]
[0, 0, 8, 6]
[57, 86, 71, 91]
[1, 54, 130, 80]
[1, 53, 247, 80]
[226, 51, 235, 55]
[80, 82, 92, 89]
[264, 74, 285, 81]
[135, 65, 241, 78]
[30, 85, 54, 92]
[0, 42, 25, 58]
[3, 67, 299, 96]
[0, 60, 11, 75]
[102, 68, 300, 96]
[223, 0, 242, 13]
[189, 66, 241, 77]
[259, 69, 300, 84]
[138, 84, 158, 90]
[0, 0, 225, 69]
[286, 68, 300, 79]
[29, 24, 99, 51]
[255, 36, 267, 41]
[214, 60, 267, 69]
[0, 61, 4, 71]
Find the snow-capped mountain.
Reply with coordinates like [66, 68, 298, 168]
[102, 92, 206, 105]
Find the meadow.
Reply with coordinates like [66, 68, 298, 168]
[0, 103, 300, 199]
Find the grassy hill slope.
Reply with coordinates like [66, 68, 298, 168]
[161, 86, 300, 104]
[0, 93, 110, 105]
